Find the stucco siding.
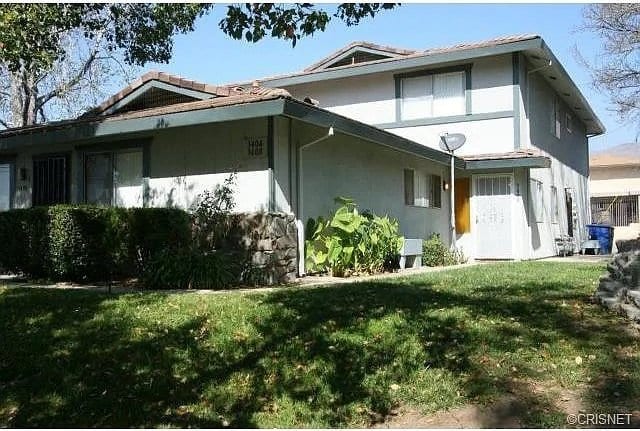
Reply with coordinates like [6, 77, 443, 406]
[387, 117, 514, 155]
[295, 126, 451, 242]
[148, 119, 270, 211]
[283, 54, 514, 122]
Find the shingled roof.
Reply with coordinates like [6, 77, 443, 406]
[590, 143, 640, 167]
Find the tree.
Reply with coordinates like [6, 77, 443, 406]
[0, 3, 399, 127]
[582, 4, 640, 122]
[0, 30, 139, 128]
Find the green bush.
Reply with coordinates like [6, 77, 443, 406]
[422, 233, 466, 267]
[47, 206, 131, 281]
[305, 197, 404, 276]
[0, 206, 192, 282]
[142, 248, 242, 289]
[0, 207, 48, 276]
[128, 208, 191, 272]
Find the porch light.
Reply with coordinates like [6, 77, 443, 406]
[443, 180, 449, 191]
[439, 132, 466, 251]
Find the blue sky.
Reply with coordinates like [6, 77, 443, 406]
[145, 3, 634, 153]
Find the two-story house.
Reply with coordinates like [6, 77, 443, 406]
[251, 34, 605, 260]
[0, 34, 604, 275]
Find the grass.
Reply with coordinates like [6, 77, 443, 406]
[1, 261, 639, 427]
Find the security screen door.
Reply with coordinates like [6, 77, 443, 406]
[474, 175, 513, 259]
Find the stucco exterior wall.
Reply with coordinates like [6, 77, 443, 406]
[516, 65, 592, 258]
[387, 117, 514, 155]
[10, 118, 272, 212]
[293, 122, 451, 242]
[282, 54, 516, 156]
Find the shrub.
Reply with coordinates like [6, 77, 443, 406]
[305, 197, 404, 276]
[142, 247, 242, 289]
[128, 208, 191, 272]
[0, 207, 48, 276]
[191, 172, 237, 250]
[47, 206, 131, 281]
[422, 233, 466, 267]
[0, 206, 193, 282]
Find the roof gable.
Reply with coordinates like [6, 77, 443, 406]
[85, 71, 237, 117]
[304, 41, 416, 72]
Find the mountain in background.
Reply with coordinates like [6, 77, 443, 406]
[590, 142, 640, 167]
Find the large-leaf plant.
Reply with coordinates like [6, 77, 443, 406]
[305, 197, 403, 276]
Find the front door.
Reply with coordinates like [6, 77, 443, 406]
[474, 174, 513, 259]
[0, 163, 11, 211]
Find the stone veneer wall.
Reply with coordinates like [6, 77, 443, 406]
[225, 212, 298, 285]
[594, 238, 640, 322]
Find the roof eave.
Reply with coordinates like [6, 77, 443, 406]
[465, 156, 551, 170]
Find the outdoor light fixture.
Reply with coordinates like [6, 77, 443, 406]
[439, 132, 466, 250]
[443, 180, 449, 191]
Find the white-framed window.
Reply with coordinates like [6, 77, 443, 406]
[530, 179, 544, 222]
[565, 112, 573, 134]
[400, 71, 465, 120]
[85, 148, 143, 208]
[551, 185, 558, 223]
[550, 96, 561, 138]
[404, 168, 441, 208]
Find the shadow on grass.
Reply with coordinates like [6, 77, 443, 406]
[1, 263, 638, 427]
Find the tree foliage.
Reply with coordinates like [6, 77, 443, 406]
[583, 4, 640, 121]
[220, 3, 398, 46]
[0, 3, 400, 127]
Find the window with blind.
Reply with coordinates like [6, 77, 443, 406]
[404, 169, 441, 208]
[400, 71, 465, 120]
[85, 149, 143, 208]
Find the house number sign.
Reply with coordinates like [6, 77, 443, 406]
[245, 136, 266, 157]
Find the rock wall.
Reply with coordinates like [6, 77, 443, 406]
[224, 212, 298, 285]
[595, 238, 640, 321]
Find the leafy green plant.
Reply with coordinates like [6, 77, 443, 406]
[305, 197, 404, 276]
[422, 233, 467, 267]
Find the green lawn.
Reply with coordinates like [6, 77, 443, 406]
[1, 262, 639, 427]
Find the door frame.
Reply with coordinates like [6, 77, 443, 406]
[471, 172, 516, 259]
[0, 156, 16, 211]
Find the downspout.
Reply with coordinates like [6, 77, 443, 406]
[296, 126, 335, 276]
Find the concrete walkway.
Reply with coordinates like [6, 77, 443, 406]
[0, 262, 482, 296]
[0, 256, 607, 296]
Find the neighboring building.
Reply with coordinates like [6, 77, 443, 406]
[0, 34, 605, 275]
[590, 143, 640, 249]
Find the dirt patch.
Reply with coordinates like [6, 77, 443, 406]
[377, 379, 587, 429]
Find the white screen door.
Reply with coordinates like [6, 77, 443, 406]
[114, 150, 143, 208]
[0, 164, 11, 211]
[474, 175, 513, 259]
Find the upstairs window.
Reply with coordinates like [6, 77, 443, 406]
[565, 112, 573, 134]
[404, 169, 441, 208]
[550, 96, 561, 138]
[400, 71, 465, 120]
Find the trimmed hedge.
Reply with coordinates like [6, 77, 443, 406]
[0, 206, 191, 282]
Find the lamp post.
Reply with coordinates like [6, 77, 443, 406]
[439, 133, 466, 250]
